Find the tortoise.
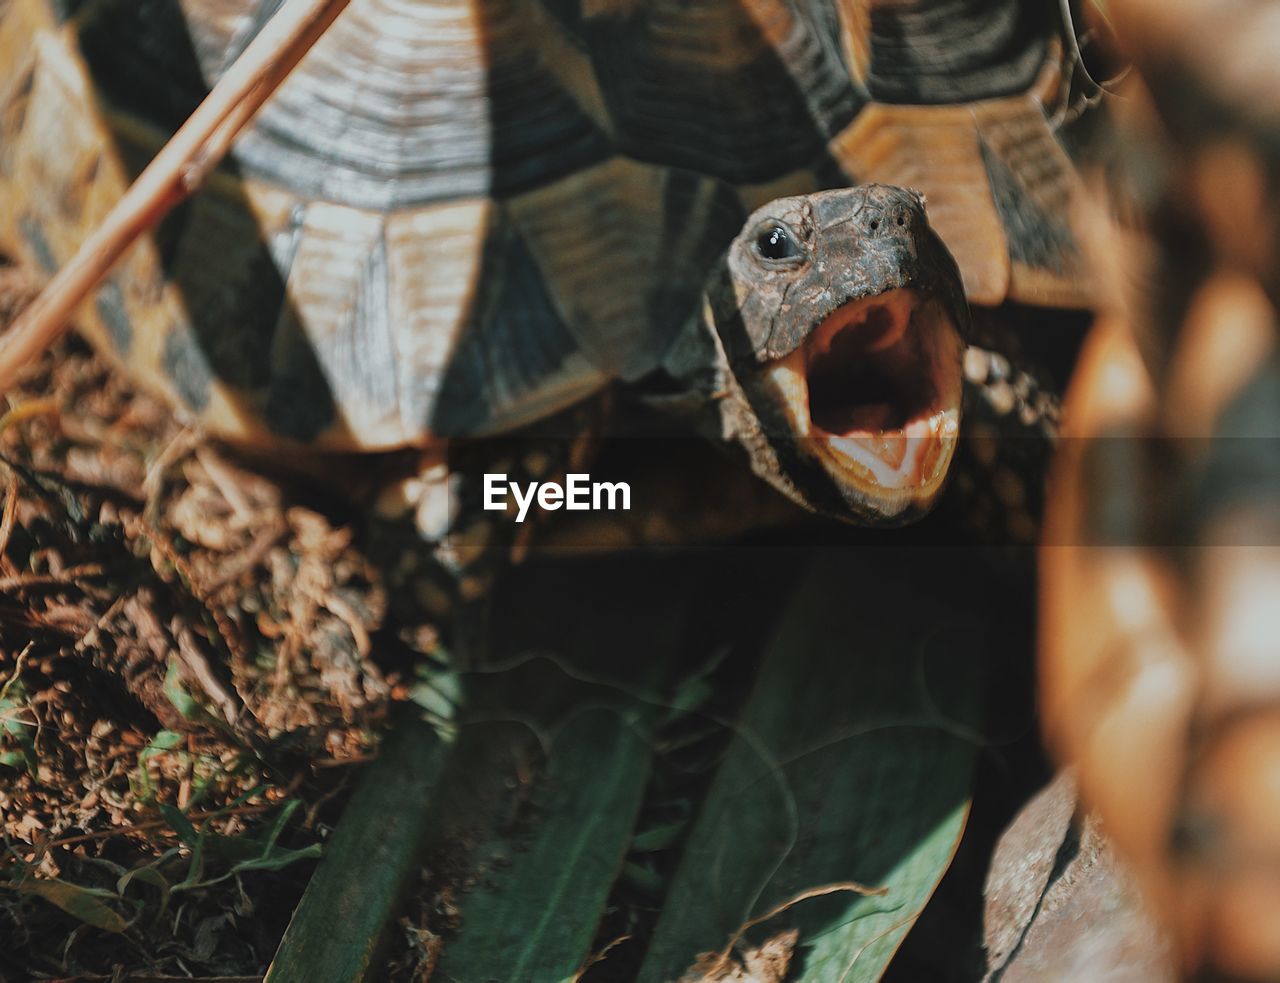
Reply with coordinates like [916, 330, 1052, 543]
[0, 0, 1092, 540]
[1041, 0, 1280, 976]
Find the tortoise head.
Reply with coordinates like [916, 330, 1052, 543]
[697, 184, 971, 524]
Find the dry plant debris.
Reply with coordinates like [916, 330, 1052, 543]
[679, 929, 799, 983]
[0, 265, 438, 978]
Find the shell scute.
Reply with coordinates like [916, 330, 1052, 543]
[972, 98, 1090, 308]
[863, 0, 1053, 105]
[830, 102, 1012, 305]
[384, 199, 491, 439]
[222, 0, 614, 209]
[588, 0, 863, 182]
[506, 157, 744, 382]
[430, 215, 604, 437]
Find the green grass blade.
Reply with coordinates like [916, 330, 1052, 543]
[265, 710, 448, 983]
[15, 877, 131, 933]
[432, 555, 699, 983]
[639, 548, 990, 983]
[436, 706, 653, 983]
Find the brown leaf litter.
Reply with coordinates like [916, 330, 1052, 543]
[0, 261, 442, 977]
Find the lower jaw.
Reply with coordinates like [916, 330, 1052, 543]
[809, 410, 960, 522]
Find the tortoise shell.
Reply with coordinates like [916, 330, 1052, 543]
[1041, 0, 1280, 974]
[0, 0, 1089, 451]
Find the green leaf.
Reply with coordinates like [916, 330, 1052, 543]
[158, 803, 199, 847]
[408, 661, 464, 727]
[428, 557, 703, 983]
[117, 864, 171, 915]
[265, 710, 448, 983]
[16, 878, 129, 933]
[407, 685, 457, 734]
[172, 828, 207, 892]
[621, 860, 667, 898]
[146, 729, 185, 753]
[157, 800, 321, 892]
[0, 689, 38, 775]
[163, 658, 204, 721]
[133, 730, 186, 800]
[437, 707, 655, 983]
[229, 843, 323, 876]
[666, 645, 731, 723]
[639, 550, 991, 983]
[260, 798, 300, 852]
[631, 818, 688, 854]
[0, 689, 30, 735]
[798, 805, 970, 979]
[268, 557, 700, 983]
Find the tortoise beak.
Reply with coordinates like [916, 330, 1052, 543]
[764, 286, 965, 522]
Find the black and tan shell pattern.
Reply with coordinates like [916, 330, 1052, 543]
[0, 0, 1090, 449]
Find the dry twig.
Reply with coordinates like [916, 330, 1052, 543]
[700, 881, 888, 979]
[0, 0, 352, 391]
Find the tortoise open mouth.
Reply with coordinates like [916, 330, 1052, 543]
[766, 287, 964, 520]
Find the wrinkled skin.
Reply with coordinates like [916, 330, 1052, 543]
[665, 184, 971, 525]
[717, 185, 970, 363]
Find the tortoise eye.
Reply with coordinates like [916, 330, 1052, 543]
[753, 223, 802, 263]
